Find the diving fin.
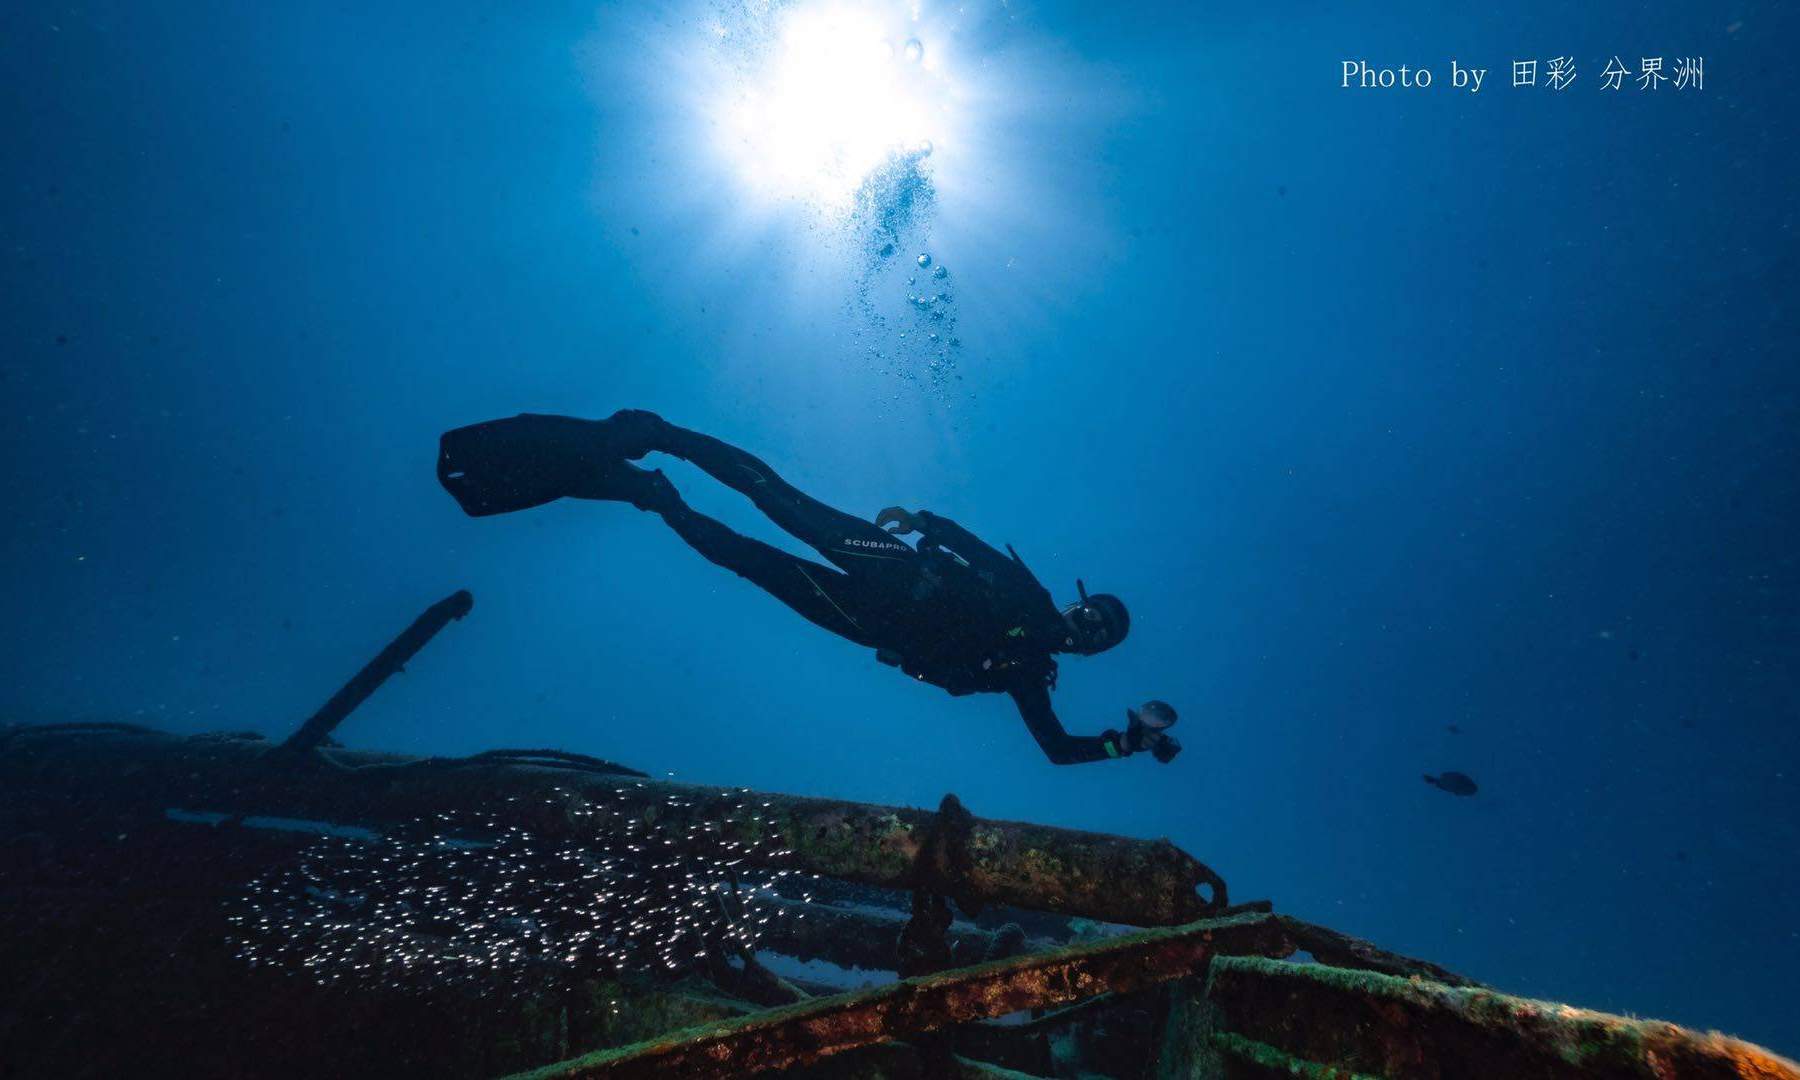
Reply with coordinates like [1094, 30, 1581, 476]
[438, 413, 613, 517]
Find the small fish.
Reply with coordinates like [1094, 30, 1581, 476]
[1423, 771, 1478, 796]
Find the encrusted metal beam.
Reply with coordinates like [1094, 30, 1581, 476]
[1206, 955, 1800, 1079]
[1, 726, 1226, 926]
[506, 913, 1294, 1079]
[1278, 916, 1481, 988]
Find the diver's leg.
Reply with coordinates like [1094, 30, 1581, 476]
[611, 412, 915, 575]
[655, 500, 879, 647]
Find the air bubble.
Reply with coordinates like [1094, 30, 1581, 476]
[917, 253, 931, 268]
[903, 38, 923, 64]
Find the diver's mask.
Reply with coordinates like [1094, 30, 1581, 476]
[1060, 580, 1131, 654]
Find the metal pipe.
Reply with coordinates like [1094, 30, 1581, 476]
[276, 589, 473, 756]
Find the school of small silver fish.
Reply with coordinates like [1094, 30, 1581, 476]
[226, 785, 816, 989]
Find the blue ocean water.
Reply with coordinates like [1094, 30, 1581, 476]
[3, 0, 1796, 1058]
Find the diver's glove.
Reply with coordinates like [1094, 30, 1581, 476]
[1125, 700, 1181, 764]
[876, 506, 923, 535]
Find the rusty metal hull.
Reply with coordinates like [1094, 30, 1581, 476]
[5, 721, 1796, 1080]
[1, 725, 1222, 927]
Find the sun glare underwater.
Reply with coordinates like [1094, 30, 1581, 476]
[712, 3, 950, 213]
[593, 0, 1096, 394]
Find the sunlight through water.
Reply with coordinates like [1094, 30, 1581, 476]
[713, 3, 949, 213]
[583, 0, 1125, 400]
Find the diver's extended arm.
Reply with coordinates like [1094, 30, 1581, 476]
[913, 511, 1019, 576]
[1008, 684, 1132, 765]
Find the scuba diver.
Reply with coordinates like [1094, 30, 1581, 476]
[437, 410, 1181, 766]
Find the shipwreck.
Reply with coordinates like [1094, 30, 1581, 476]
[2, 591, 1794, 1079]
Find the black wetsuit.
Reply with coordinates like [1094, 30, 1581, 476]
[643, 422, 1128, 765]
